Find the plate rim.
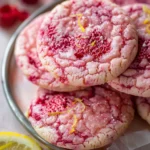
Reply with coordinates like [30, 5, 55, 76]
[1, 1, 65, 149]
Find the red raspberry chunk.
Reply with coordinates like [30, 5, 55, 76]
[0, 5, 18, 27]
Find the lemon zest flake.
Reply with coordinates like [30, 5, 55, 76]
[66, 106, 74, 113]
[142, 5, 150, 34]
[49, 102, 74, 116]
[48, 98, 86, 134]
[91, 41, 96, 47]
[25, 111, 29, 118]
[74, 98, 82, 103]
[49, 111, 63, 116]
[74, 98, 86, 113]
[70, 14, 82, 17]
[78, 17, 85, 32]
[75, 43, 81, 48]
[70, 115, 78, 134]
[71, 14, 85, 32]
[146, 24, 150, 34]
[0, 142, 14, 150]
[143, 19, 150, 24]
[53, 72, 59, 79]
[143, 5, 150, 15]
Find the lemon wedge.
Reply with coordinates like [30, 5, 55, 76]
[0, 132, 41, 150]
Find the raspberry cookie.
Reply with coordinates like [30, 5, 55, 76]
[28, 86, 134, 150]
[109, 4, 150, 97]
[37, 0, 138, 88]
[136, 97, 150, 124]
[15, 14, 82, 92]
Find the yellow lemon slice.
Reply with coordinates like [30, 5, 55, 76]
[0, 132, 41, 150]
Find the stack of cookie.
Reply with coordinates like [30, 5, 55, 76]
[15, 0, 150, 149]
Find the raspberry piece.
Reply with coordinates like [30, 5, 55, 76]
[0, 4, 29, 28]
[22, 0, 39, 5]
[18, 11, 29, 21]
[0, 5, 18, 27]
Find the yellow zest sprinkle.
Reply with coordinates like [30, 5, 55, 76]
[53, 72, 59, 79]
[146, 24, 150, 34]
[0, 142, 14, 150]
[25, 111, 29, 118]
[143, 19, 150, 24]
[71, 14, 85, 32]
[78, 16, 85, 32]
[48, 98, 86, 134]
[90, 41, 96, 47]
[74, 98, 86, 113]
[70, 115, 78, 134]
[74, 98, 82, 103]
[49, 112, 63, 116]
[70, 14, 82, 17]
[75, 43, 81, 48]
[143, 5, 150, 15]
[66, 107, 74, 113]
[142, 5, 150, 34]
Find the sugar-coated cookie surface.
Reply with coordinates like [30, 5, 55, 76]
[136, 97, 150, 124]
[111, 0, 150, 6]
[28, 86, 134, 150]
[37, 0, 138, 88]
[15, 14, 83, 92]
[109, 4, 150, 97]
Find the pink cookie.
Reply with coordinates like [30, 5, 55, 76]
[15, 14, 82, 92]
[109, 4, 150, 97]
[136, 97, 150, 124]
[28, 86, 134, 150]
[111, 0, 150, 6]
[37, 0, 138, 88]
